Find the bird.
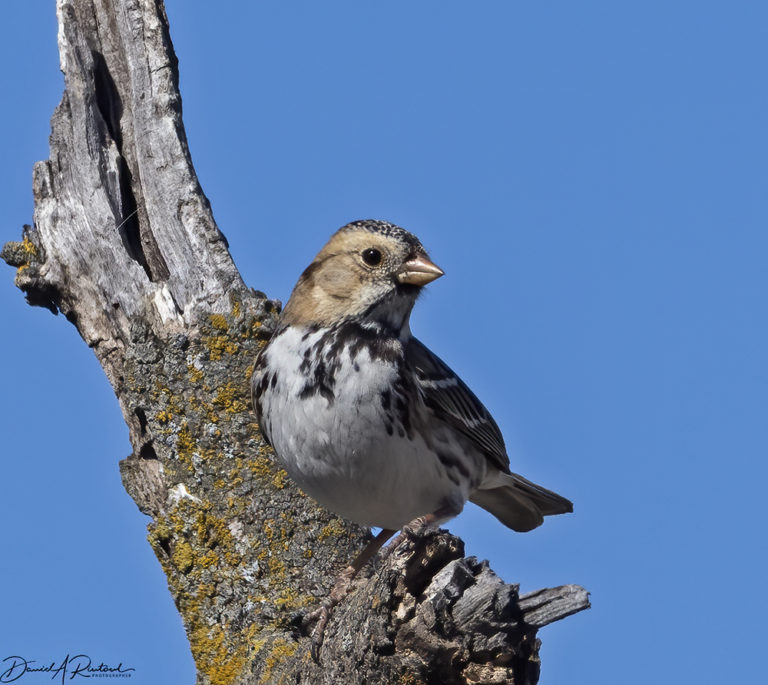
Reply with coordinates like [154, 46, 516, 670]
[251, 219, 572, 653]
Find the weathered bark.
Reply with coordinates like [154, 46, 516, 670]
[2, 1, 589, 683]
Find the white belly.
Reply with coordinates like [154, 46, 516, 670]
[258, 326, 470, 530]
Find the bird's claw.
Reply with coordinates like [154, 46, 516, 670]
[402, 515, 431, 539]
[303, 566, 356, 662]
[381, 515, 431, 562]
[308, 604, 331, 662]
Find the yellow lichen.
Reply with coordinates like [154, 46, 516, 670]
[191, 506, 243, 568]
[189, 623, 250, 685]
[199, 550, 219, 568]
[172, 541, 195, 573]
[273, 587, 303, 607]
[145, 500, 269, 685]
[176, 423, 197, 470]
[197, 582, 216, 598]
[262, 520, 275, 542]
[272, 469, 289, 490]
[251, 638, 267, 654]
[156, 410, 172, 424]
[209, 313, 229, 331]
[246, 455, 274, 479]
[21, 236, 37, 256]
[206, 335, 239, 360]
[213, 382, 248, 414]
[187, 364, 204, 383]
[149, 519, 171, 543]
[318, 519, 347, 542]
[259, 639, 298, 685]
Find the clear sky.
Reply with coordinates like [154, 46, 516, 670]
[1, 2, 766, 684]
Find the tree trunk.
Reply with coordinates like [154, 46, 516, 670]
[1, 1, 589, 683]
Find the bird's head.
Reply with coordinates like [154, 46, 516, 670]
[280, 220, 444, 333]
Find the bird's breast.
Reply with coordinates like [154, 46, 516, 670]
[253, 324, 471, 528]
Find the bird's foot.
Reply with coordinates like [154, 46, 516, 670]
[381, 514, 434, 561]
[302, 564, 356, 662]
[302, 528, 396, 661]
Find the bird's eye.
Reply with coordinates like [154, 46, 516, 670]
[361, 248, 382, 266]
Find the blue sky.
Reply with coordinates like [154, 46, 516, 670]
[1, 2, 766, 683]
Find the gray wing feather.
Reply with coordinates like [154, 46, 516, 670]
[406, 338, 510, 473]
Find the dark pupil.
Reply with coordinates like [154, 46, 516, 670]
[362, 248, 382, 266]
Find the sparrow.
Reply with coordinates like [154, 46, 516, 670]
[251, 219, 572, 652]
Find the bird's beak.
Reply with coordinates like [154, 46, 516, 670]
[396, 255, 445, 286]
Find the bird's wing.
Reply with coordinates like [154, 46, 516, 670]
[406, 337, 510, 473]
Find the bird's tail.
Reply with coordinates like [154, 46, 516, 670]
[469, 472, 573, 532]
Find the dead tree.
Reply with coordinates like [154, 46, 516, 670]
[2, 1, 589, 683]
